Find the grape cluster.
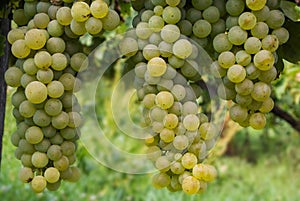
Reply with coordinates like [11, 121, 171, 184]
[122, 0, 220, 195]
[211, 0, 289, 129]
[5, 0, 120, 193]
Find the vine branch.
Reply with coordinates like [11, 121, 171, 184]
[272, 104, 300, 133]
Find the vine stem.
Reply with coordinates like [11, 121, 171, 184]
[0, 8, 11, 170]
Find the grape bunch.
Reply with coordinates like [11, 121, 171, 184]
[5, 0, 120, 193]
[211, 0, 289, 129]
[121, 0, 221, 195]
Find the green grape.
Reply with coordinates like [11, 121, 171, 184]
[145, 71, 161, 85]
[56, 7, 72, 26]
[171, 84, 186, 101]
[20, 154, 33, 167]
[101, 9, 120, 31]
[53, 155, 69, 171]
[44, 167, 60, 183]
[160, 128, 175, 143]
[11, 39, 31, 59]
[134, 62, 147, 78]
[24, 29, 46, 50]
[259, 66, 277, 83]
[211, 19, 226, 37]
[34, 51, 52, 69]
[235, 78, 254, 95]
[235, 50, 251, 66]
[31, 176, 47, 193]
[261, 35, 279, 52]
[31, 151, 49, 168]
[229, 104, 248, 122]
[85, 17, 103, 35]
[61, 141, 76, 156]
[192, 0, 212, 10]
[249, 112, 266, 129]
[162, 65, 177, 80]
[180, 60, 199, 78]
[152, 172, 171, 189]
[64, 26, 79, 39]
[66, 166, 81, 182]
[19, 139, 35, 154]
[166, 0, 180, 6]
[236, 94, 253, 106]
[36, 69, 54, 84]
[47, 180, 61, 191]
[251, 22, 269, 39]
[143, 44, 160, 60]
[52, 111, 69, 129]
[227, 65, 246, 83]
[13, 9, 30, 26]
[70, 19, 86, 36]
[252, 6, 270, 22]
[71, 1, 90, 22]
[173, 135, 189, 150]
[163, 113, 178, 129]
[23, 59, 38, 75]
[11, 131, 20, 147]
[244, 37, 262, 54]
[152, 121, 164, 133]
[149, 15, 165, 32]
[158, 41, 173, 57]
[48, 5, 60, 20]
[253, 50, 274, 71]
[225, 0, 245, 16]
[46, 37, 66, 54]
[155, 156, 170, 172]
[34, 138, 51, 153]
[151, 0, 167, 6]
[7, 29, 25, 45]
[33, 13, 50, 29]
[141, 10, 154, 22]
[143, 94, 156, 109]
[170, 162, 185, 175]
[147, 57, 167, 77]
[272, 27, 289, 45]
[11, 90, 26, 108]
[266, 10, 285, 29]
[68, 112, 82, 128]
[182, 176, 200, 195]
[4, 67, 23, 87]
[228, 26, 248, 46]
[168, 101, 182, 116]
[51, 53, 68, 71]
[181, 153, 197, 169]
[238, 12, 257, 30]
[173, 39, 193, 60]
[47, 145, 62, 161]
[251, 81, 271, 101]
[193, 20, 212, 39]
[153, 5, 163, 15]
[33, 110, 51, 127]
[47, 20, 64, 37]
[202, 6, 220, 24]
[183, 114, 200, 131]
[246, 63, 260, 79]
[177, 20, 193, 36]
[186, 8, 202, 24]
[259, 97, 274, 113]
[58, 73, 76, 91]
[136, 22, 153, 40]
[37, 1, 51, 13]
[17, 122, 30, 138]
[213, 33, 233, 53]
[246, 0, 267, 11]
[225, 16, 239, 29]
[182, 101, 198, 116]
[70, 53, 88, 72]
[90, 0, 109, 18]
[218, 51, 235, 69]
[161, 24, 180, 43]
[49, 132, 64, 145]
[25, 81, 48, 104]
[162, 6, 181, 24]
[149, 32, 163, 46]
[25, 126, 44, 145]
[47, 81, 64, 98]
[199, 122, 217, 141]
[19, 100, 36, 118]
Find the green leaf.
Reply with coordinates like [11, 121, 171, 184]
[280, 0, 300, 22]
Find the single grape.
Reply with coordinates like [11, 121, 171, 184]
[101, 9, 120, 31]
[193, 20, 212, 39]
[227, 65, 246, 83]
[162, 6, 181, 24]
[147, 57, 167, 77]
[249, 112, 266, 129]
[253, 50, 274, 71]
[218, 51, 235, 69]
[71, 1, 90, 22]
[182, 176, 200, 195]
[230, 104, 248, 123]
[31, 176, 47, 193]
[213, 33, 233, 53]
[251, 81, 271, 102]
[90, 0, 109, 18]
[228, 26, 248, 46]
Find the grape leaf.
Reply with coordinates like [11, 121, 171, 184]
[280, 0, 300, 21]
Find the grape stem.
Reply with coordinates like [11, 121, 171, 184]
[0, 4, 11, 171]
[272, 104, 300, 133]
